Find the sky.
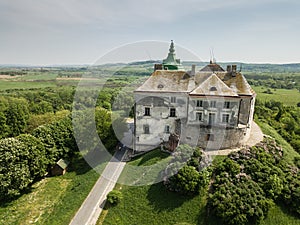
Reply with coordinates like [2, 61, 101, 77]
[0, 0, 299, 65]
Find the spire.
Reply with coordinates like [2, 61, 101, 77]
[162, 40, 184, 70]
[169, 40, 175, 54]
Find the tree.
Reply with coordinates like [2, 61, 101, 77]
[16, 134, 48, 179]
[0, 138, 32, 200]
[208, 176, 273, 225]
[167, 165, 201, 195]
[106, 190, 123, 205]
[4, 98, 29, 137]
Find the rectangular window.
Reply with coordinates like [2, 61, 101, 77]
[196, 112, 203, 121]
[224, 101, 230, 109]
[144, 125, 149, 134]
[196, 100, 203, 107]
[222, 114, 230, 123]
[210, 101, 216, 108]
[208, 113, 215, 125]
[144, 107, 150, 116]
[170, 108, 176, 117]
[165, 125, 170, 133]
[171, 96, 176, 103]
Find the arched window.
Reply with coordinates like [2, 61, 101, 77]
[210, 86, 217, 91]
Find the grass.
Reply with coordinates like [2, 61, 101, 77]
[101, 182, 209, 225]
[253, 86, 300, 106]
[261, 204, 300, 225]
[0, 154, 104, 225]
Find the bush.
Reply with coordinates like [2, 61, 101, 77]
[106, 190, 123, 205]
[167, 165, 201, 195]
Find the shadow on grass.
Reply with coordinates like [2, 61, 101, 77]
[137, 149, 169, 166]
[197, 205, 223, 225]
[146, 182, 194, 211]
[276, 202, 300, 220]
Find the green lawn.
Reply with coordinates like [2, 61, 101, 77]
[0, 154, 103, 225]
[253, 86, 300, 106]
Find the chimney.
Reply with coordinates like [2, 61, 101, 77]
[227, 65, 232, 73]
[232, 65, 237, 72]
[154, 64, 162, 71]
[232, 65, 237, 77]
[191, 64, 196, 76]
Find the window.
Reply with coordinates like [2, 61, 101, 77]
[210, 101, 216, 108]
[171, 96, 176, 103]
[144, 107, 150, 116]
[170, 108, 176, 117]
[196, 100, 203, 107]
[222, 114, 230, 123]
[144, 125, 150, 134]
[224, 101, 230, 109]
[196, 112, 203, 121]
[208, 113, 215, 125]
[210, 86, 217, 91]
[165, 125, 170, 133]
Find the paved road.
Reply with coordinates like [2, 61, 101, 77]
[69, 149, 127, 225]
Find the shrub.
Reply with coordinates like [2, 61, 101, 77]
[106, 190, 123, 205]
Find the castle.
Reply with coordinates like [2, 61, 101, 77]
[134, 41, 256, 152]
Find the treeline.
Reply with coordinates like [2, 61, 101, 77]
[255, 100, 300, 153]
[0, 86, 125, 201]
[246, 74, 300, 90]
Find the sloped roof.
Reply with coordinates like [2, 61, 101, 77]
[135, 65, 255, 97]
[221, 72, 254, 96]
[190, 74, 238, 97]
[135, 70, 192, 93]
[200, 63, 224, 72]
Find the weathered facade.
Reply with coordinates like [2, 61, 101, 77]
[134, 41, 256, 152]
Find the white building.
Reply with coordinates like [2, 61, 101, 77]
[134, 41, 256, 152]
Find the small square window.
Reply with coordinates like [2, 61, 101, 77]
[196, 100, 203, 107]
[171, 97, 176, 103]
[170, 108, 176, 117]
[144, 107, 150, 116]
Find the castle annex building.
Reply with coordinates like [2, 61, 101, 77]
[134, 41, 256, 152]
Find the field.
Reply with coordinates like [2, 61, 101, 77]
[0, 154, 103, 225]
[253, 86, 300, 106]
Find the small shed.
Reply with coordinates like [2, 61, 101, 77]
[51, 159, 69, 176]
